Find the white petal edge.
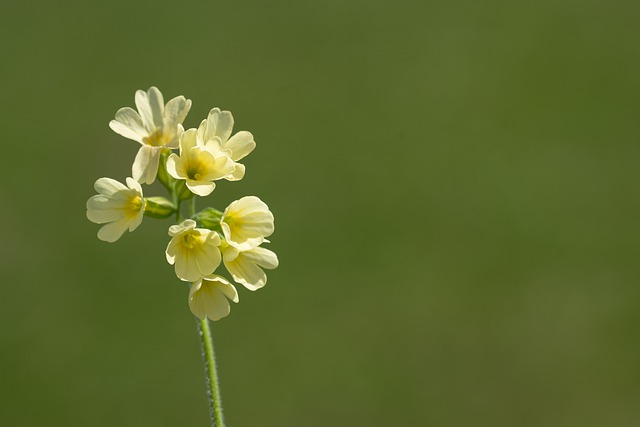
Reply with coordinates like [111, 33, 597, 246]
[186, 181, 216, 197]
[109, 107, 146, 143]
[94, 177, 127, 195]
[146, 86, 165, 129]
[225, 131, 256, 161]
[132, 146, 161, 184]
[97, 218, 130, 243]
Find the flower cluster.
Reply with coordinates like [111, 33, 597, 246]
[87, 87, 278, 321]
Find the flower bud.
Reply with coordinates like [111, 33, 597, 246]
[157, 149, 176, 189]
[192, 207, 223, 230]
[175, 180, 194, 201]
[143, 197, 177, 218]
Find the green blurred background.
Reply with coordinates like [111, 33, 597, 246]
[1, 0, 640, 425]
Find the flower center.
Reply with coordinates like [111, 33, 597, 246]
[143, 130, 169, 147]
[125, 195, 143, 219]
[183, 232, 201, 249]
[187, 166, 203, 181]
[186, 150, 210, 181]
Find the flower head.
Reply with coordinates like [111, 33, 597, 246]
[189, 275, 239, 321]
[222, 243, 278, 290]
[109, 87, 192, 184]
[165, 129, 235, 196]
[196, 108, 256, 181]
[86, 177, 145, 242]
[221, 196, 274, 251]
[166, 219, 222, 282]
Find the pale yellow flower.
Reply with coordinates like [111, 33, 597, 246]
[189, 275, 239, 321]
[166, 220, 222, 282]
[86, 177, 145, 243]
[221, 243, 278, 291]
[221, 196, 274, 251]
[109, 86, 192, 184]
[195, 108, 256, 181]
[165, 129, 235, 196]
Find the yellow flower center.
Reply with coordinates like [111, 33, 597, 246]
[143, 130, 170, 147]
[187, 166, 203, 181]
[224, 213, 237, 224]
[183, 231, 201, 249]
[186, 149, 211, 181]
[125, 195, 143, 219]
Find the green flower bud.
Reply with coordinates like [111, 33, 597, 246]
[192, 207, 224, 230]
[175, 180, 194, 201]
[157, 149, 175, 190]
[143, 197, 177, 219]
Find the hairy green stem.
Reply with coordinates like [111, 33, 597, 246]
[189, 197, 226, 426]
[172, 183, 181, 222]
[196, 318, 226, 427]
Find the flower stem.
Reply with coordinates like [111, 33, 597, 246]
[188, 197, 225, 426]
[196, 317, 226, 427]
[172, 182, 181, 222]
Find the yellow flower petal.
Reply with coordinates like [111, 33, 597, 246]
[221, 196, 274, 251]
[86, 177, 145, 243]
[165, 221, 222, 281]
[189, 275, 239, 321]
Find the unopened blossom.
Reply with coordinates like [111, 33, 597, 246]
[221, 242, 278, 291]
[195, 108, 256, 181]
[165, 129, 235, 196]
[166, 219, 222, 282]
[109, 86, 192, 184]
[86, 177, 145, 242]
[189, 275, 239, 321]
[221, 196, 274, 251]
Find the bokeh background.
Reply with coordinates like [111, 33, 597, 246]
[2, 0, 640, 426]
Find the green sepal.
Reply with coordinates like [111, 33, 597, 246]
[192, 207, 224, 230]
[157, 149, 176, 190]
[175, 181, 194, 201]
[143, 197, 177, 219]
